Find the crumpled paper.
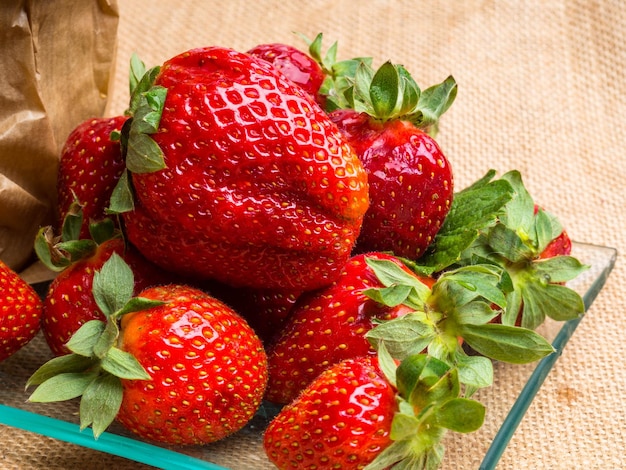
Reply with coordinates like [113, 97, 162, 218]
[0, 0, 119, 271]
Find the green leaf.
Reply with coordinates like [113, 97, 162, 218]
[133, 86, 167, 134]
[129, 53, 147, 97]
[107, 169, 135, 214]
[396, 354, 453, 404]
[417, 173, 514, 272]
[366, 314, 436, 361]
[434, 397, 485, 433]
[365, 257, 431, 305]
[364, 440, 413, 470]
[396, 65, 420, 116]
[61, 200, 83, 242]
[533, 255, 589, 283]
[28, 371, 98, 403]
[66, 320, 106, 357]
[499, 170, 535, 236]
[363, 284, 414, 308]
[454, 301, 499, 326]
[80, 373, 124, 438]
[93, 319, 119, 359]
[390, 412, 420, 441]
[376, 341, 398, 388]
[454, 353, 493, 391]
[352, 61, 375, 114]
[128, 65, 160, 115]
[413, 75, 457, 130]
[487, 224, 535, 263]
[434, 265, 507, 310]
[125, 132, 166, 174]
[101, 347, 151, 380]
[26, 354, 96, 387]
[522, 282, 585, 325]
[34, 227, 70, 272]
[460, 323, 554, 364]
[117, 296, 166, 317]
[56, 239, 98, 263]
[92, 253, 135, 317]
[88, 218, 116, 245]
[502, 288, 523, 326]
[369, 61, 399, 120]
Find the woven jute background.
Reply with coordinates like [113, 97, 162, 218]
[1, 1, 625, 469]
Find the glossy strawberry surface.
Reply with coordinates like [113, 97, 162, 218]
[41, 238, 170, 356]
[0, 260, 43, 361]
[117, 284, 268, 445]
[247, 42, 325, 103]
[264, 356, 395, 469]
[265, 251, 432, 404]
[330, 109, 454, 259]
[124, 47, 369, 290]
[57, 116, 127, 238]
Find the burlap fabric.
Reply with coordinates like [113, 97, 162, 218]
[1, 1, 625, 469]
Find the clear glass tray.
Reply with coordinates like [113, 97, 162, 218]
[0, 242, 617, 470]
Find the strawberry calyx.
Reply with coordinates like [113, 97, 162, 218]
[108, 55, 167, 215]
[340, 60, 457, 135]
[366, 348, 485, 470]
[34, 201, 119, 272]
[26, 254, 164, 437]
[364, 259, 554, 395]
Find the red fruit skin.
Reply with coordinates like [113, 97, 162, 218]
[124, 47, 369, 291]
[265, 251, 433, 404]
[0, 260, 43, 361]
[117, 284, 268, 445]
[208, 281, 302, 344]
[330, 109, 454, 259]
[41, 238, 171, 356]
[247, 43, 325, 106]
[57, 116, 127, 238]
[264, 356, 396, 469]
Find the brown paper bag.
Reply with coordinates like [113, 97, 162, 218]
[0, 0, 119, 271]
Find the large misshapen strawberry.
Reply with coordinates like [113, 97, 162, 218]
[27, 254, 268, 444]
[0, 260, 43, 362]
[110, 47, 369, 291]
[328, 61, 457, 259]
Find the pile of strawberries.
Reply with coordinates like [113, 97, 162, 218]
[0, 34, 588, 469]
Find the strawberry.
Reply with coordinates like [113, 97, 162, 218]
[264, 356, 396, 469]
[246, 42, 325, 104]
[111, 46, 369, 291]
[265, 251, 433, 404]
[57, 115, 128, 238]
[35, 214, 171, 356]
[0, 259, 43, 361]
[328, 62, 457, 259]
[264, 353, 486, 470]
[27, 255, 268, 445]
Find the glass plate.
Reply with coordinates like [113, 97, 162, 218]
[0, 242, 617, 470]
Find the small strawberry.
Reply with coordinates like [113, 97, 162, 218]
[27, 255, 268, 445]
[0, 260, 43, 362]
[35, 213, 170, 356]
[264, 353, 486, 470]
[328, 62, 458, 259]
[111, 46, 369, 291]
[265, 251, 433, 404]
[246, 42, 325, 104]
[57, 115, 128, 238]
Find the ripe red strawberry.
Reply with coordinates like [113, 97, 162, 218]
[264, 356, 396, 469]
[247, 42, 325, 104]
[329, 62, 457, 259]
[114, 46, 369, 291]
[28, 255, 268, 445]
[116, 284, 268, 444]
[57, 116, 127, 238]
[209, 282, 302, 343]
[36, 216, 172, 356]
[265, 251, 433, 404]
[0, 260, 43, 361]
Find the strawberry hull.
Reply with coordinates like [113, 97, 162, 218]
[124, 47, 369, 290]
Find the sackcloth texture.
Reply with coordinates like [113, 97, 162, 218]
[1, 1, 625, 469]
